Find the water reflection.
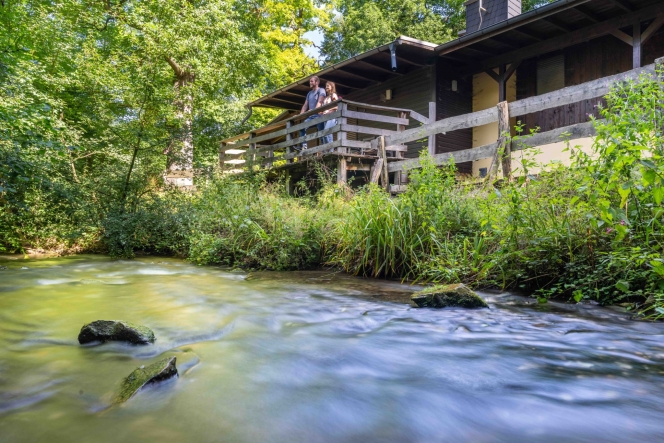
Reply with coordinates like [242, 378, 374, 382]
[0, 255, 663, 442]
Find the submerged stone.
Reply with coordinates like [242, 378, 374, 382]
[411, 283, 488, 309]
[115, 356, 178, 403]
[78, 320, 156, 345]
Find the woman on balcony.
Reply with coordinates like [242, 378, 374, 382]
[320, 82, 339, 146]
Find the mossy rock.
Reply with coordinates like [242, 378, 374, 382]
[78, 320, 155, 345]
[411, 284, 488, 309]
[115, 356, 178, 404]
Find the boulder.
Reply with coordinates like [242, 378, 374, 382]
[115, 356, 178, 403]
[78, 320, 155, 345]
[411, 283, 488, 309]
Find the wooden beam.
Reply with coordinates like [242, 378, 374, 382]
[335, 68, 386, 82]
[479, 3, 664, 70]
[607, 0, 634, 12]
[337, 157, 347, 185]
[642, 15, 664, 44]
[485, 68, 501, 83]
[379, 136, 389, 190]
[356, 60, 404, 76]
[394, 54, 425, 66]
[504, 60, 522, 82]
[574, 5, 602, 23]
[611, 30, 634, 46]
[542, 17, 574, 32]
[318, 77, 362, 89]
[509, 28, 544, 42]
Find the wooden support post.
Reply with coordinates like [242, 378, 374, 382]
[337, 157, 347, 185]
[427, 101, 436, 156]
[633, 19, 642, 69]
[369, 158, 383, 184]
[498, 64, 507, 103]
[285, 121, 293, 164]
[266, 150, 274, 169]
[379, 136, 389, 191]
[498, 101, 511, 181]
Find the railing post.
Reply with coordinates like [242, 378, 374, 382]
[248, 132, 256, 172]
[286, 121, 294, 164]
[427, 101, 436, 156]
[379, 136, 389, 191]
[498, 101, 511, 181]
[395, 111, 408, 186]
[338, 102, 347, 154]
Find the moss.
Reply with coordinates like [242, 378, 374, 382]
[78, 320, 156, 344]
[411, 283, 488, 309]
[115, 356, 178, 403]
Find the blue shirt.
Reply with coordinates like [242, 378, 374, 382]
[306, 87, 326, 112]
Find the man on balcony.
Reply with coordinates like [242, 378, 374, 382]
[298, 76, 326, 150]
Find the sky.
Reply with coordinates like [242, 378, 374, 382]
[303, 29, 324, 60]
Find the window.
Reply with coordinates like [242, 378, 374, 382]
[537, 54, 565, 95]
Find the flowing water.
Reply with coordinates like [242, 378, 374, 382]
[1, 255, 664, 442]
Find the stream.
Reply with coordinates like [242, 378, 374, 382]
[1, 255, 664, 442]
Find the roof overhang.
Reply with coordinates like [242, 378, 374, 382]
[435, 0, 664, 74]
[248, 36, 438, 111]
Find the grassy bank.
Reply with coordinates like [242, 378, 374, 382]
[3, 73, 664, 318]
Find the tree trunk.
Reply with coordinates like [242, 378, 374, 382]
[165, 56, 195, 188]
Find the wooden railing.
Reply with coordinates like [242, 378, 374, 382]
[219, 99, 430, 171]
[384, 60, 661, 179]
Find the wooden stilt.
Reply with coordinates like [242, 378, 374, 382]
[498, 101, 511, 181]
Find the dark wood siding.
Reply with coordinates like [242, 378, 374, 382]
[516, 29, 664, 133]
[436, 60, 473, 173]
[344, 65, 434, 158]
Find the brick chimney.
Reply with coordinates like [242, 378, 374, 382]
[464, 0, 521, 35]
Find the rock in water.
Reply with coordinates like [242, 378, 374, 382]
[115, 357, 178, 403]
[411, 284, 488, 309]
[78, 320, 156, 345]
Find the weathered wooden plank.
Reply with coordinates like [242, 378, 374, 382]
[346, 164, 372, 171]
[340, 124, 397, 137]
[342, 110, 409, 126]
[389, 185, 407, 194]
[409, 110, 429, 124]
[258, 124, 341, 152]
[642, 15, 664, 45]
[511, 120, 599, 150]
[370, 158, 383, 184]
[379, 136, 389, 190]
[498, 101, 511, 180]
[230, 111, 342, 149]
[385, 107, 499, 147]
[387, 143, 499, 173]
[341, 99, 412, 114]
[509, 64, 655, 117]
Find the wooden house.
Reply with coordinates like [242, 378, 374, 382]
[220, 0, 664, 188]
